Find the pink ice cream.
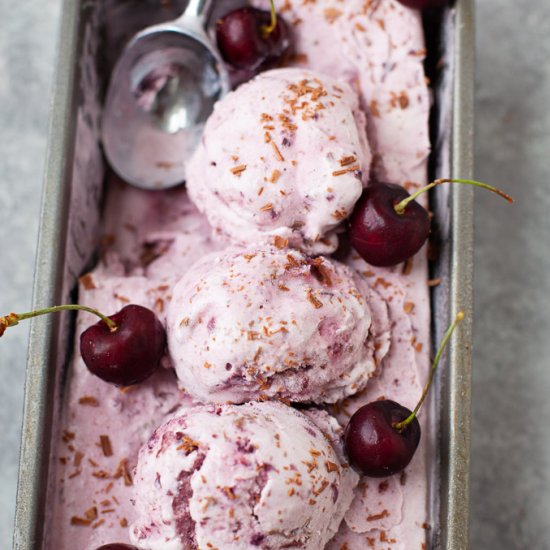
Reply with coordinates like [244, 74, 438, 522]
[186, 67, 371, 254]
[50, 0, 434, 547]
[325, 253, 431, 550]
[130, 401, 358, 550]
[166, 245, 390, 404]
[48, 180, 220, 549]
[245, 2, 432, 547]
[251, 0, 431, 186]
[49, 272, 189, 550]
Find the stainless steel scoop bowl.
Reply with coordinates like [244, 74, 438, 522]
[101, 0, 229, 189]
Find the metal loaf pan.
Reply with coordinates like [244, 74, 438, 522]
[13, 0, 475, 548]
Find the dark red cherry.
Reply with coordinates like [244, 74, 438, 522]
[349, 177, 512, 267]
[216, 7, 291, 72]
[80, 304, 166, 386]
[343, 311, 465, 478]
[397, 0, 448, 9]
[344, 400, 421, 477]
[349, 182, 430, 267]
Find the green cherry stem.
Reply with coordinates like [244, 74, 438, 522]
[393, 310, 465, 433]
[0, 304, 117, 338]
[261, 0, 278, 37]
[394, 178, 514, 216]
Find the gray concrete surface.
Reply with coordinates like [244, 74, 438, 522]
[471, 3, 550, 549]
[0, 0, 61, 545]
[0, 1, 548, 548]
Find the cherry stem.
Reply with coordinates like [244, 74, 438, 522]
[393, 311, 465, 433]
[0, 304, 117, 338]
[261, 0, 277, 37]
[394, 178, 514, 216]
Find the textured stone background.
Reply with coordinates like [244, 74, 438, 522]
[0, 1, 547, 548]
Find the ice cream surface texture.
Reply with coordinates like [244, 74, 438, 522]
[48, 0, 434, 547]
[250, 0, 431, 186]
[167, 245, 390, 404]
[186, 68, 371, 254]
[130, 401, 359, 550]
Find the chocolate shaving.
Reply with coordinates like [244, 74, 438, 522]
[324, 7, 343, 23]
[113, 458, 133, 486]
[99, 435, 113, 457]
[402, 257, 414, 275]
[223, 486, 237, 500]
[230, 164, 247, 176]
[339, 155, 357, 167]
[78, 396, 99, 407]
[79, 273, 96, 290]
[74, 451, 84, 468]
[92, 518, 105, 529]
[309, 258, 333, 287]
[312, 479, 330, 496]
[85, 506, 98, 521]
[274, 236, 289, 249]
[307, 290, 323, 309]
[302, 459, 318, 473]
[332, 165, 359, 176]
[270, 141, 285, 162]
[62, 431, 75, 443]
[270, 169, 282, 183]
[176, 435, 200, 455]
[70, 516, 91, 526]
[367, 509, 390, 521]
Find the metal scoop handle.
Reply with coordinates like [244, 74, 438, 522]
[179, 0, 213, 22]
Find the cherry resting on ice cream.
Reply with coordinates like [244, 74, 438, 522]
[349, 178, 513, 267]
[0, 303, 166, 386]
[95, 545, 138, 550]
[344, 399, 421, 478]
[344, 311, 464, 477]
[349, 182, 429, 268]
[80, 304, 166, 386]
[216, 0, 291, 72]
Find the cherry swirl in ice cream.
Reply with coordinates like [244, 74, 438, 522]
[130, 401, 358, 550]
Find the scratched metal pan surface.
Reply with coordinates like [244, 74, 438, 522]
[12, 0, 474, 548]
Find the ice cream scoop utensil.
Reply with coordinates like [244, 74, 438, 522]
[101, 0, 229, 189]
